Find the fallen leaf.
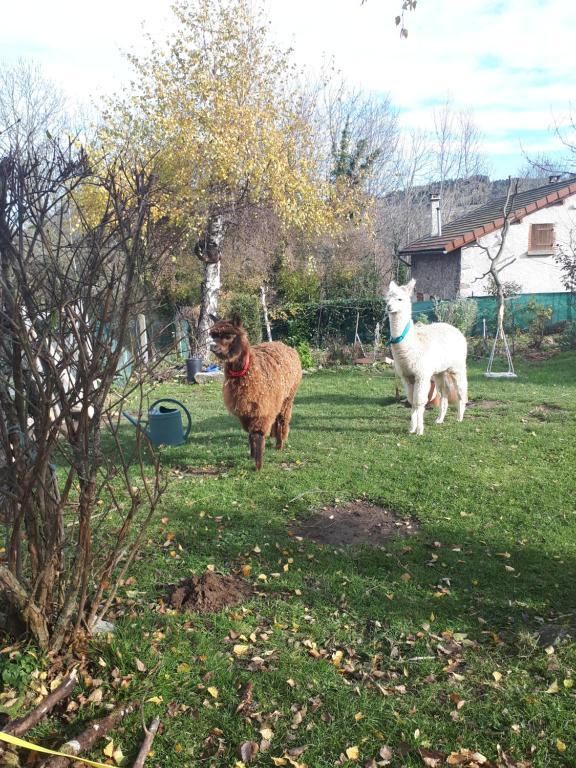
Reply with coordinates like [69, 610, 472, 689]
[332, 650, 344, 667]
[135, 658, 146, 672]
[492, 671, 502, 682]
[207, 686, 219, 699]
[546, 679, 559, 694]
[146, 695, 163, 704]
[103, 740, 114, 758]
[242, 564, 252, 577]
[556, 739, 566, 753]
[260, 727, 274, 740]
[345, 745, 359, 761]
[177, 662, 191, 674]
[418, 747, 445, 767]
[233, 644, 250, 657]
[238, 741, 259, 763]
[87, 687, 103, 704]
[379, 745, 393, 764]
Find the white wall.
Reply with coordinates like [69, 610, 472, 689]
[459, 193, 576, 296]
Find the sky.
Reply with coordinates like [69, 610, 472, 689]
[1, 0, 574, 179]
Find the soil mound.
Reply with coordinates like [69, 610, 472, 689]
[291, 501, 419, 547]
[168, 571, 252, 613]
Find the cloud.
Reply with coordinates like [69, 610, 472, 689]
[1, 0, 574, 177]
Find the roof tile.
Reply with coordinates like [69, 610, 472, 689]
[399, 177, 576, 255]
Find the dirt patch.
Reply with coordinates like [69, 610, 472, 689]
[467, 399, 505, 410]
[291, 501, 419, 547]
[529, 404, 567, 421]
[167, 571, 253, 613]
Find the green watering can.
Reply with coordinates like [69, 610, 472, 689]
[122, 398, 192, 446]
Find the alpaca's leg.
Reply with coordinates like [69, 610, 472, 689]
[275, 396, 294, 450]
[403, 378, 414, 406]
[435, 374, 449, 424]
[411, 378, 429, 436]
[249, 432, 256, 458]
[250, 431, 266, 470]
[453, 368, 468, 422]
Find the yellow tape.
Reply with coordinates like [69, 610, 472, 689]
[0, 730, 111, 767]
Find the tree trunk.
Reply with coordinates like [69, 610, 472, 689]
[195, 215, 226, 361]
[136, 313, 149, 365]
[196, 260, 221, 361]
[496, 283, 505, 335]
[260, 285, 272, 342]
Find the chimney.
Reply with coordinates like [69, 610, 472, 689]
[430, 193, 441, 237]
[549, 174, 561, 184]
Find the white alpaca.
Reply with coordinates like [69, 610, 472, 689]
[386, 279, 468, 436]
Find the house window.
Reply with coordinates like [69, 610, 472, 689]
[528, 223, 555, 255]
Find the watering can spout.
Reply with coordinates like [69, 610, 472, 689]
[121, 410, 149, 436]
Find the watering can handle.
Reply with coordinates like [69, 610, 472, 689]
[149, 399, 192, 440]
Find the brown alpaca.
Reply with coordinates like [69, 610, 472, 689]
[209, 316, 302, 470]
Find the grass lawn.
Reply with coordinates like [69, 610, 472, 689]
[5, 352, 576, 767]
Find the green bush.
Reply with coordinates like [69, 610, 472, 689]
[526, 299, 553, 349]
[433, 298, 478, 335]
[415, 312, 430, 325]
[223, 292, 262, 344]
[287, 339, 314, 369]
[558, 321, 576, 350]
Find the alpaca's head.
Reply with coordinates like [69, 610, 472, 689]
[385, 279, 415, 315]
[209, 315, 248, 362]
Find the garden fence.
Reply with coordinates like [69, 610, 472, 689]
[269, 292, 575, 346]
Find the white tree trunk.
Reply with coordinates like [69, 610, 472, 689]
[197, 260, 221, 361]
[260, 285, 272, 342]
[136, 313, 149, 365]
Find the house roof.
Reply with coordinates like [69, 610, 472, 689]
[399, 177, 576, 256]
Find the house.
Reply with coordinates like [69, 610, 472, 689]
[399, 176, 576, 300]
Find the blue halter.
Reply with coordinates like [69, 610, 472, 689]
[389, 319, 412, 345]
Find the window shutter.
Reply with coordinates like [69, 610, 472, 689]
[528, 223, 555, 253]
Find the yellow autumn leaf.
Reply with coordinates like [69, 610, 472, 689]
[563, 678, 574, 688]
[260, 727, 274, 740]
[146, 695, 163, 704]
[354, 712, 363, 722]
[332, 650, 344, 667]
[272, 759, 287, 766]
[113, 746, 124, 765]
[207, 686, 219, 698]
[492, 671, 502, 682]
[103, 740, 114, 758]
[233, 644, 250, 657]
[177, 662, 191, 674]
[556, 739, 567, 753]
[546, 679, 559, 694]
[345, 745, 359, 761]
[241, 564, 252, 577]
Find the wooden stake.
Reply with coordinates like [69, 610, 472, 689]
[39, 702, 136, 768]
[132, 716, 160, 768]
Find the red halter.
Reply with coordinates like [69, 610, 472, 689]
[227, 353, 250, 378]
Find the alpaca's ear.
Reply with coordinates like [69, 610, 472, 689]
[403, 278, 416, 295]
[231, 313, 243, 328]
[388, 280, 398, 292]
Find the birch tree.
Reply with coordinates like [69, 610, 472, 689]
[104, 0, 339, 359]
